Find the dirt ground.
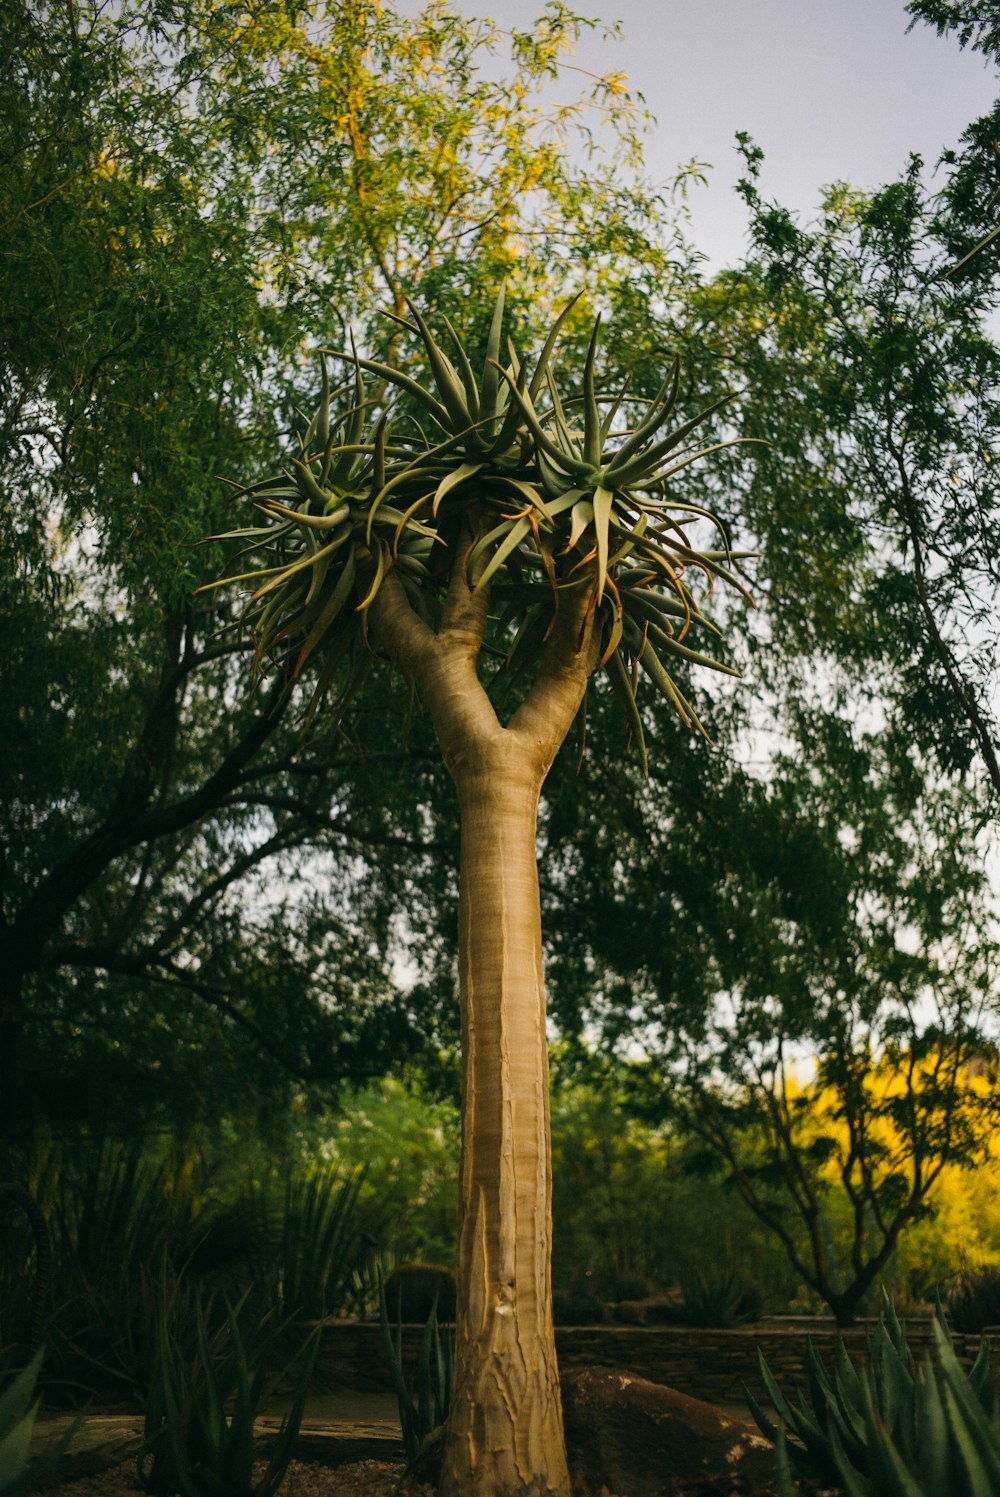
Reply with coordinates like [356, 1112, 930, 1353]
[51, 1458, 411, 1496]
[38, 1387, 789, 1495]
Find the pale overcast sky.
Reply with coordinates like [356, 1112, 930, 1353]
[454, 0, 998, 269]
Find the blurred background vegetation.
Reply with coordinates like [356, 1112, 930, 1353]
[3, 0, 1000, 1405]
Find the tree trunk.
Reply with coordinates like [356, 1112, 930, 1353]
[439, 741, 570, 1497]
[367, 543, 596, 1495]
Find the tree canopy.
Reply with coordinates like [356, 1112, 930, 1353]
[3, 3, 999, 1347]
[0, 0, 682, 1142]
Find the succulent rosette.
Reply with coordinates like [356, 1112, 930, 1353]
[204, 287, 755, 763]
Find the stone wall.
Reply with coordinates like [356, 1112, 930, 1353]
[318, 1318, 1000, 1406]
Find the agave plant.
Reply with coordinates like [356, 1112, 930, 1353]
[206, 286, 756, 1497]
[680, 1266, 762, 1328]
[747, 1295, 1000, 1496]
[138, 1285, 318, 1497]
[377, 1266, 452, 1465]
[0, 1348, 81, 1497]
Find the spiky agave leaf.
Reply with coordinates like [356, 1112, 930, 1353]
[204, 291, 756, 746]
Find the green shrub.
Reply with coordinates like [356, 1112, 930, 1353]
[323, 1080, 459, 1269]
[946, 1266, 1000, 1334]
[680, 1268, 762, 1328]
[549, 1080, 795, 1307]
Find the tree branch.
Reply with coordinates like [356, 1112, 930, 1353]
[49, 951, 352, 1083]
[888, 434, 1000, 794]
[510, 576, 600, 771]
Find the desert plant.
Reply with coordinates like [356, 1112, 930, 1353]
[680, 1267, 762, 1328]
[46, 1145, 204, 1282]
[0, 1347, 80, 1497]
[772, 1427, 797, 1497]
[138, 1287, 318, 1497]
[209, 283, 755, 1495]
[39, 1143, 228, 1402]
[746, 1295, 999, 1494]
[378, 1269, 452, 1464]
[223, 1164, 369, 1323]
[382, 1263, 456, 1324]
[271, 1165, 368, 1320]
[946, 1266, 1000, 1334]
[0, 1189, 50, 1370]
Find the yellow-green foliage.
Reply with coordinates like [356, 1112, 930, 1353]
[783, 1056, 1000, 1302]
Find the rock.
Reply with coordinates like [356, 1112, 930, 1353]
[613, 1292, 686, 1327]
[561, 1365, 775, 1496]
[393, 1368, 775, 1495]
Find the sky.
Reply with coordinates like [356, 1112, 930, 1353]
[446, 0, 998, 270]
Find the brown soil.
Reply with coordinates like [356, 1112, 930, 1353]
[50, 1458, 410, 1496]
[48, 1465, 816, 1496]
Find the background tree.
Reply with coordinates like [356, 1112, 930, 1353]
[906, 0, 1000, 62]
[0, 0, 680, 1144]
[685, 123, 1000, 804]
[542, 678, 1000, 1324]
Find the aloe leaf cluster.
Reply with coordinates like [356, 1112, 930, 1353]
[138, 1288, 318, 1497]
[377, 1269, 452, 1464]
[206, 286, 754, 760]
[746, 1295, 1000, 1497]
[0, 1347, 79, 1497]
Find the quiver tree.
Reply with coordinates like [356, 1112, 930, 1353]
[206, 287, 754, 1496]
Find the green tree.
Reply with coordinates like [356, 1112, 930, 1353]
[0, 0, 678, 1142]
[209, 286, 755, 1491]
[906, 0, 1000, 60]
[688, 126, 1000, 802]
[542, 689, 1000, 1325]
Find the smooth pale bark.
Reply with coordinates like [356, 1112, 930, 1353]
[367, 524, 597, 1495]
[440, 748, 567, 1497]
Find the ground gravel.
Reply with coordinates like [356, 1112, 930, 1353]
[51, 1459, 409, 1496]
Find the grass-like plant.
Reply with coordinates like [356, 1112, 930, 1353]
[377, 1267, 452, 1464]
[246, 1164, 368, 1322]
[138, 1285, 318, 1497]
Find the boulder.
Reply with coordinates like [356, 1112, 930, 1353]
[561, 1365, 775, 1495]
[395, 1366, 776, 1495]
